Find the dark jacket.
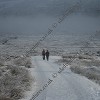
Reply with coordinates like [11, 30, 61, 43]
[42, 50, 45, 56]
[46, 51, 49, 57]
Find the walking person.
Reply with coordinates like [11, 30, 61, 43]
[46, 50, 49, 61]
[42, 49, 45, 60]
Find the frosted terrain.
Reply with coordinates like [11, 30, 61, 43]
[0, 0, 100, 100]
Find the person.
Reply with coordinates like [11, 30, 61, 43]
[42, 49, 45, 60]
[46, 50, 49, 61]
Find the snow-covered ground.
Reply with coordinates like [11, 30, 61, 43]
[0, 0, 100, 100]
[21, 56, 100, 100]
[20, 66, 37, 100]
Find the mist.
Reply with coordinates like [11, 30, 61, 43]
[0, 0, 100, 52]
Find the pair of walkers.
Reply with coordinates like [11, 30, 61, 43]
[42, 49, 49, 61]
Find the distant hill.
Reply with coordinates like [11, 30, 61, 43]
[0, 0, 100, 16]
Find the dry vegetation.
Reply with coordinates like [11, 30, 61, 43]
[61, 53, 100, 85]
[0, 55, 33, 100]
[13, 56, 32, 68]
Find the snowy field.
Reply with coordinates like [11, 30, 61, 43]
[20, 56, 100, 100]
[0, 0, 100, 100]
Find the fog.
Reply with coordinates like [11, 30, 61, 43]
[0, 0, 100, 36]
[0, 0, 100, 55]
[0, 14, 100, 37]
